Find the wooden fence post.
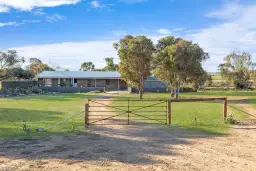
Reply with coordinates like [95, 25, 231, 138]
[223, 98, 227, 121]
[167, 100, 172, 125]
[85, 103, 89, 128]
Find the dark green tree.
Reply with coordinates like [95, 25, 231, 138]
[114, 35, 154, 99]
[219, 52, 251, 89]
[80, 62, 95, 71]
[154, 37, 209, 98]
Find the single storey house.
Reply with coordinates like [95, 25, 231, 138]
[37, 71, 168, 92]
[38, 71, 127, 91]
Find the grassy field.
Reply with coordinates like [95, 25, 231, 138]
[0, 90, 255, 139]
[0, 94, 98, 138]
[112, 91, 254, 134]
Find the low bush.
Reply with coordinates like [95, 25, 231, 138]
[225, 114, 237, 124]
[21, 121, 31, 135]
[0, 86, 46, 97]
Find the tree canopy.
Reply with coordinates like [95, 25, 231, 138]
[114, 35, 154, 99]
[0, 50, 25, 81]
[219, 52, 252, 89]
[0, 50, 25, 69]
[80, 62, 95, 71]
[153, 36, 209, 98]
[103, 57, 118, 71]
[27, 57, 55, 75]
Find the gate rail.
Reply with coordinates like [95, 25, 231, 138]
[84, 98, 228, 127]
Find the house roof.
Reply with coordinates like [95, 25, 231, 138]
[37, 71, 121, 79]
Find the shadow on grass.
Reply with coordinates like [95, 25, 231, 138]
[0, 124, 227, 166]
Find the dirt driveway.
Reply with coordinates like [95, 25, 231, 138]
[1, 100, 256, 171]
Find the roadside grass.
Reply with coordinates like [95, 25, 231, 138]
[0, 93, 99, 139]
[112, 91, 256, 134]
[0, 90, 255, 139]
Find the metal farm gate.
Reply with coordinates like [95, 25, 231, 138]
[85, 99, 169, 126]
[84, 98, 227, 127]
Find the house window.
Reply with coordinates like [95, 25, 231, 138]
[87, 80, 94, 87]
[106, 79, 111, 85]
[60, 79, 66, 87]
[44, 78, 52, 87]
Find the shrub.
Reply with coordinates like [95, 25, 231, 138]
[225, 114, 237, 124]
[182, 87, 196, 92]
[0, 86, 45, 97]
[21, 121, 31, 135]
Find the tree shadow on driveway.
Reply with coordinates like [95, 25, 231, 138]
[0, 124, 227, 165]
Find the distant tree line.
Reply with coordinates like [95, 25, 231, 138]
[0, 50, 64, 81]
[80, 57, 118, 71]
[218, 52, 256, 89]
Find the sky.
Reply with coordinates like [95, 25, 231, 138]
[0, 0, 256, 71]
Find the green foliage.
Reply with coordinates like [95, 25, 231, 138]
[80, 62, 95, 71]
[225, 114, 237, 124]
[219, 52, 252, 89]
[21, 121, 31, 135]
[69, 119, 77, 132]
[0, 86, 44, 97]
[27, 57, 55, 75]
[153, 36, 209, 97]
[114, 35, 154, 99]
[103, 57, 118, 71]
[8, 67, 35, 80]
[205, 75, 213, 87]
[0, 50, 25, 81]
[0, 50, 25, 69]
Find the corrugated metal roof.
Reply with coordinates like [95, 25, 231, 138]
[37, 71, 121, 79]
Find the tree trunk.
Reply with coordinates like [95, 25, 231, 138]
[139, 75, 144, 99]
[139, 90, 143, 99]
[175, 87, 180, 99]
[171, 88, 175, 98]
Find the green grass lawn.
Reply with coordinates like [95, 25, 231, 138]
[0, 93, 98, 139]
[0, 90, 255, 139]
[112, 91, 256, 134]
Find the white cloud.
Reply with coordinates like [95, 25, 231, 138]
[0, 21, 17, 27]
[185, 29, 202, 33]
[0, 5, 9, 12]
[172, 28, 184, 32]
[0, 0, 81, 11]
[112, 30, 127, 36]
[33, 8, 46, 16]
[0, 20, 41, 27]
[187, 2, 256, 71]
[32, 8, 64, 22]
[14, 41, 119, 70]
[46, 14, 65, 22]
[90, 1, 114, 9]
[91, 1, 101, 8]
[157, 29, 171, 35]
[205, 2, 244, 20]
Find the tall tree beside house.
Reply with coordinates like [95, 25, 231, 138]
[218, 52, 252, 89]
[114, 35, 154, 99]
[27, 58, 55, 75]
[153, 37, 209, 99]
[8, 67, 34, 80]
[104, 57, 118, 71]
[0, 50, 25, 81]
[80, 62, 95, 71]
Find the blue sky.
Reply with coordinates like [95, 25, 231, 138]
[0, 0, 256, 71]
